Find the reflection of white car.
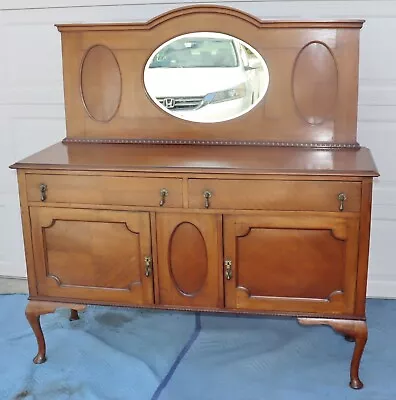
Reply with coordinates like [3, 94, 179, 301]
[144, 32, 269, 123]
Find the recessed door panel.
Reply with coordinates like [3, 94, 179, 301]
[156, 213, 223, 308]
[30, 207, 153, 305]
[224, 213, 359, 314]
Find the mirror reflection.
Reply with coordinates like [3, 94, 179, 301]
[144, 32, 270, 123]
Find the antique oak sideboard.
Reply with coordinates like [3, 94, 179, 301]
[10, 5, 378, 390]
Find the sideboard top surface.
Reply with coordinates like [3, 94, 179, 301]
[10, 142, 378, 177]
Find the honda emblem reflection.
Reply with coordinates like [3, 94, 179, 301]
[163, 98, 176, 109]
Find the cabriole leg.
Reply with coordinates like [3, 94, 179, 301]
[297, 317, 367, 390]
[25, 301, 86, 364]
[344, 335, 355, 342]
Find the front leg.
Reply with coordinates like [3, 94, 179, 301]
[25, 301, 86, 364]
[297, 317, 367, 389]
[69, 309, 80, 321]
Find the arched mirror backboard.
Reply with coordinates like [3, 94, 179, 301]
[57, 5, 363, 147]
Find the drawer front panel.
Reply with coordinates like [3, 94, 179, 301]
[26, 174, 183, 207]
[188, 179, 361, 212]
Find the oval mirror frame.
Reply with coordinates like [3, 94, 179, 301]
[144, 32, 270, 123]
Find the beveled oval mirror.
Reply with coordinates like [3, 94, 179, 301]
[144, 32, 270, 123]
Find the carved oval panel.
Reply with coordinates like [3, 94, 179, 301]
[293, 41, 338, 125]
[169, 222, 208, 295]
[81, 45, 122, 122]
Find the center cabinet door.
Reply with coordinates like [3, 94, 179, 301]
[224, 213, 360, 314]
[156, 213, 223, 308]
[30, 207, 154, 305]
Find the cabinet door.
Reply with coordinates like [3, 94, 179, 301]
[30, 207, 154, 305]
[156, 213, 223, 308]
[224, 213, 359, 314]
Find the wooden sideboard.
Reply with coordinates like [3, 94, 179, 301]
[10, 5, 378, 390]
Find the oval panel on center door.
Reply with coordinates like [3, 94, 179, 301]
[169, 222, 208, 296]
[81, 45, 122, 122]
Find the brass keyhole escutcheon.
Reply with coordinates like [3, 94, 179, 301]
[224, 260, 232, 280]
[159, 188, 169, 207]
[144, 256, 152, 277]
[39, 184, 47, 202]
[203, 190, 212, 209]
[338, 193, 347, 212]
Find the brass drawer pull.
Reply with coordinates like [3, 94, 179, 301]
[203, 190, 212, 209]
[224, 259, 232, 280]
[144, 256, 152, 277]
[338, 193, 347, 212]
[159, 188, 168, 207]
[39, 184, 47, 202]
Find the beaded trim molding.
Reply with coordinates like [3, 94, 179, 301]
[63, 137, 361, 149]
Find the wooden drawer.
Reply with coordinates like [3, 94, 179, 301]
[188, 179, 361, 212]
[26, 174, 183, 208]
